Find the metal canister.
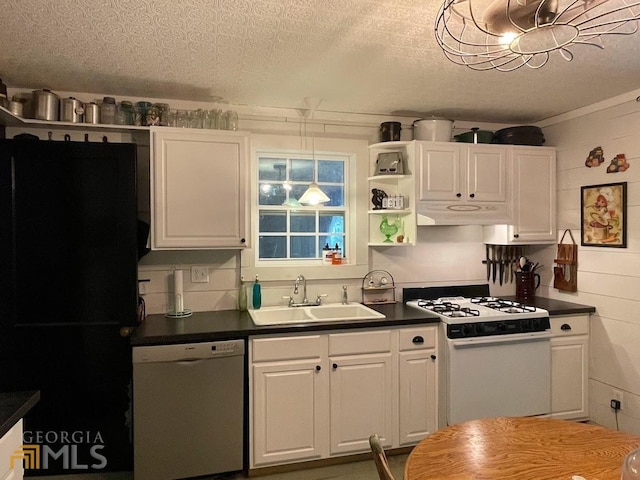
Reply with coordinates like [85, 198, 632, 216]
[84, 102, 101, 124]
[32, 89, 59, 121]
[60, 97, 84, 123]
[9, 101, 23, 117]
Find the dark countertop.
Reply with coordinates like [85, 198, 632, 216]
[131, 297, 596, 346]
[131, 303, 440, 346]
[0, 390, 40, 438]
[503, 296, 596, 316]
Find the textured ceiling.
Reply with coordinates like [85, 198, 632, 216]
[1, 0, 640, 123]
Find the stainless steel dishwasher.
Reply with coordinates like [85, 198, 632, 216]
[133, 340, 245, 480]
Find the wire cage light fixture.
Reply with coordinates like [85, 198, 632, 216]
[435, 0, 640, 71]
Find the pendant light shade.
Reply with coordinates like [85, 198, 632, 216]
[435, 0, 640, 72]
[298, 182, 330, 205]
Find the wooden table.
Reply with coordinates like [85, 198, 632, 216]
[405, 417, 640, 480]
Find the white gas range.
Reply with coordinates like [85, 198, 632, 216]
[406, 296, 550, 339]
[404, 288, 552, 426]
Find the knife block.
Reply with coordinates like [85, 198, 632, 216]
[553, 229, 578, 292]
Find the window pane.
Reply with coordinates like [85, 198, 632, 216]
[291, 159, 314, 181]
[319, 213, 344, 233]
[259, 236, 286, 258]
[290, 184, 308, 203]
[320, 185, 344, 206]
[291, 212, 316, 232]
[259, 212, 286, 232]
[290, 236, 316, 258]
[318, 160, 344, 183]
[259, 158, 287, 181]
[259, 183, 287, 205]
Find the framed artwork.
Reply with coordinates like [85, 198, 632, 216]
[581, 182, 627, 247]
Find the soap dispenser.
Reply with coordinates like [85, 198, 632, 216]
[252, 274, 262, 310]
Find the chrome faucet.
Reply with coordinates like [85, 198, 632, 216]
[294, 275, 309, 304]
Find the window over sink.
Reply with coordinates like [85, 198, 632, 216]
[246, 134, 370, 282]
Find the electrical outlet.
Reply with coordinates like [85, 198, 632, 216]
[613, 389, 624, 410]
[191, 266, 209, 283]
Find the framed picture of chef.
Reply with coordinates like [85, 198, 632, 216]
[581, 182, 627, 248]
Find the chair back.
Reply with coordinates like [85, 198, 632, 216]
[369, 434, 396, 480]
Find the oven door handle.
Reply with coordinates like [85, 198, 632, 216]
[451, 331, 552, 347]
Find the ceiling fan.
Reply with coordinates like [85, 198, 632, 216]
[435, 0, 640, 71]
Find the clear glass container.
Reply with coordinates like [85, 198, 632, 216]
[100, 96, 117, 124]
[118, 101, 135, 125]
[146, 104, 162, 126]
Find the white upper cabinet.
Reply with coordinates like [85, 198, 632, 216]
[483, 146, 556, 244]
[416, 142, 511, 225]
[150, 127, 249, 250]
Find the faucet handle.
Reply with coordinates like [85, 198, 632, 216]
[282, 295, 294, 307]
[316, 294, 328, 305]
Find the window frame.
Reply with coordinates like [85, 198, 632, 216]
[256, 151, 347, 263]
[245, 134, 369, 282]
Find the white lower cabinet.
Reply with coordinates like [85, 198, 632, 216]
[249, 325, 438, 468]
[0, 420, 23, 480]
[549, 314, 589, 420]
[398, 327, 438, 445]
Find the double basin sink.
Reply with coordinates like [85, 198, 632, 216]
[249, 303, 385, 326]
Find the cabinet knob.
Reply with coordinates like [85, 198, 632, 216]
[430, 354, 437, 360]
[332, 363, 338, 370]
[456, 193, 462, 198]
[316, 365, 322, 371]
[240, 238, 246, 244]
[469, 193, 475, 198]
[513, 234, 520, 238]
[412, 336, 424, 344]
[561, 323, 572, 331]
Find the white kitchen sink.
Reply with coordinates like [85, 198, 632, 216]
[249, 303, 385, 326]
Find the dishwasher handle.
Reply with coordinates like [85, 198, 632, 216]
[133, 339, 245, 363]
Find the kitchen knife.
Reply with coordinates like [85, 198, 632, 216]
[498, 245, 504, 286]
[486, 244, 491, 281]
[491, 245, 497, 283]
[509, 246, 514, 283]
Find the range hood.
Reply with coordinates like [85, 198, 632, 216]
[416, 203, 511, 226]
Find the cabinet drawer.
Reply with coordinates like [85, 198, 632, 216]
[550, 315, 589, 336]
[399, 326, 437, 351]
[252, 335, 323, 362]
[328, 330, 391, 356]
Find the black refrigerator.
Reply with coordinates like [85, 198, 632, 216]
[0, 138, 139, 475]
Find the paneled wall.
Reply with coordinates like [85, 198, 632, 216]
[539, 96, 640, 434]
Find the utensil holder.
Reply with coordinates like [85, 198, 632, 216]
[515, 271, 540, 300]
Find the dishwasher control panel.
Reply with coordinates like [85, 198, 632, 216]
[133, 339, 245, 363]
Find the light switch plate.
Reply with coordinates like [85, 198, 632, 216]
[191, 266, 209, 283]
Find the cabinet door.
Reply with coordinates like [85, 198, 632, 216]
[511, 147, 556, 243]
[416, 143, 461, 202]
[252, 360, 328, 466]
[151, 128, 249, 249]
[0, 420, 23, 480]
[466, 145, 508, 203]
[550, 335, 589, 420]
[329, 353, 394, 454]
[398, 350, 437, 445]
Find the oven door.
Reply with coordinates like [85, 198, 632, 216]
[446, 331, 552, 425]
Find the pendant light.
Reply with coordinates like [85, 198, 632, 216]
[435, 0, 640, 72]
[299, 181, 330, 205]
[297, 98, 330, 206]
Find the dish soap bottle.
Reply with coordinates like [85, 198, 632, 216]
[238, 275, 247, 312]
[322, 243, 333, 265]
[252, 274, 262, 310]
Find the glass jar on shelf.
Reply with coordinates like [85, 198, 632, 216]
[100, 96, 117, 124]
[118, 101, 135, 125]
[134, 101, 152, 126]
[146, 103, 162, 126]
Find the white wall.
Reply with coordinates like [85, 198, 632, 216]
[538, 94, 640, 434]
